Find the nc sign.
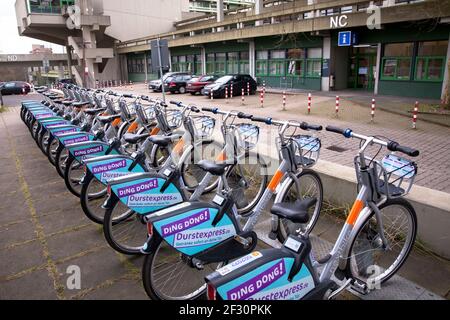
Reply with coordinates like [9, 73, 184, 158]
[338, 31, 352, 47]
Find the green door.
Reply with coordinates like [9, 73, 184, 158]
[348, 47, 377, 91]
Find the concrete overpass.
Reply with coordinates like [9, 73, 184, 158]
[0, 53, 77, 83]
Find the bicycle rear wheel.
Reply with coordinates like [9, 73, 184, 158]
[345, 198, 417, 285]
[80, 174, 108, 224]
[142, 238, 226, 300]
[103, 202, 145, 255]
[276, 169, 323, 242]
[64, 156, 84, 197]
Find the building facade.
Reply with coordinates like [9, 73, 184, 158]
[119, 0, 450, 100]
[16, 0, 450, 100]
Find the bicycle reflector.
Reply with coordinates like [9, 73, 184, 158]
[146, 222, 153, 237]
[207, 283, 217, 300]
[107, 184, 111, 195]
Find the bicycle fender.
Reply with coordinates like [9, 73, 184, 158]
[108, 173, 184, 215]
[149, 202, 238, 257]
[84, 155, 145, 186]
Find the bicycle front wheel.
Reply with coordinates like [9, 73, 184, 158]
[345, 197, 417, 285]
[142, 238, 226, 300]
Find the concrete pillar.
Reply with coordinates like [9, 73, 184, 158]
[374, 43, 382, 95]
[441, 32, 450, 102]
[321, 37, 331, 92]
[58, 62, 64, 79]
[249, 40, 256, 79]
[217, 0, 224, 32]
[201, 47, 207, 75]
[255, 0, 263, 26]
[66, 45, 73, 79]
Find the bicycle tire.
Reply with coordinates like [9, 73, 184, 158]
[64, 156, 84, 197]
[344, 197, 417, 285]
[80, 173, 108, 224]
[142, 237, 227, 300]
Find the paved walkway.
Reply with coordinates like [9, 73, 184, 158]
[113, 84, 450, 194]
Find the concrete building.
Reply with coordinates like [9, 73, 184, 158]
[30, 44, 53, 54]
[15, 0, 450, 100]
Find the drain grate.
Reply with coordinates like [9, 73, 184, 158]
[326, 145, 348, 153]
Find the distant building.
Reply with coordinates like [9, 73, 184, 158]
[30, 44, 53, 55]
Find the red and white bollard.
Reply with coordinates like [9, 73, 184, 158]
[119, 80, 122, 87]
[308, 93, 312, 114]
[225, 87, 228, 102]
[412, 101, 419, 129]
[247, 82, 250, 96]
[282, 91, 286, 111]
[371, 98, 376, 123]
[230, 84, 233, 99]
[241, 88, 245, 105]
[22, 87, 26, 95]
[263, 81, 266, 95]
[210, 90, 214, 100]
[335, 96, 340, 116]
[260, 89, 264, 108]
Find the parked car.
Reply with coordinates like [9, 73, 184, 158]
[186, 75, 219, 95]
[58, 78, 75, 85]
[149, 72, 191, 92]
[202, 74, 257, 98]
[166, 74, 195, 94]
[0, 81, 31, 95]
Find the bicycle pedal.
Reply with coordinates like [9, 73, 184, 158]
[350, 279, 369, 295]
[327, 278, 352, 300]
[268, 231, 277, 240]
[234, 235, 251, 248]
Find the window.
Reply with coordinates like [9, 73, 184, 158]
[306, 59, 321, 77]
[256, 61, 268, 76]
[307, 48, 322, 59]
[382, 58, 411, 80]
[384, 43, 413, 56]
[414, 41, 447, 82]
[240, 52, 249, 60]
[270, 50, 286, 59]
[269, 61, 285, 76]
[256, 51, 269, 60]
[382, 43, 413, 80]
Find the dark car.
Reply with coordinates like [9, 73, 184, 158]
[149, 72, 191, 92]
[0, 81, 31, 95]
[58, 78, 75, 85]
[186, 75, 218, 95]
[202, 74, 257, 98]
[166, 74, 194, 94]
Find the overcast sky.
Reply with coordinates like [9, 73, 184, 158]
[0, 0, 64, 54]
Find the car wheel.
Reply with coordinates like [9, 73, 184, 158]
[179, 86, 186, 94]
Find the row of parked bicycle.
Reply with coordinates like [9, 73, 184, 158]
[21, 84, 419, 300]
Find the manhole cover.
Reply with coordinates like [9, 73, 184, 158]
[326, 145, 348, 153]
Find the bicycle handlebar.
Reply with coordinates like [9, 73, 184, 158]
[326, 126, 419, 157]
[387, 141, 420, 157]
[237, 112, 253, 120]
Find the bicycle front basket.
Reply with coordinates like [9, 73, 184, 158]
[166, 109, 183, 129]
[192, 115, 216, 140]
[375, 153, 417, 198]
[292, 135, 321, 168]
[234, 123, 260, 151]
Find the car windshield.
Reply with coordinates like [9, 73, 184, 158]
[215, 76, 233, 84]
[190, 77, 200, 82]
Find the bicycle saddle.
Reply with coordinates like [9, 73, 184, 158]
[97, 114, 121, 124]
[149, 135, 175, 147]
[197, 160, 229, 176]
[123, 133, 150, 144]
[270, 198, 317, 224]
